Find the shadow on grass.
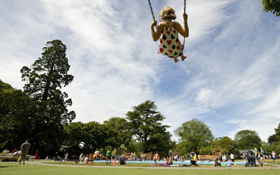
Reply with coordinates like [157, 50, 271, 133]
[0, 166, 10, 168]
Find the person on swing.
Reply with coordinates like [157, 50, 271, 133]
[151, 6, 189, 63]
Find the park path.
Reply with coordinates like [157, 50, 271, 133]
[22, 160, 280, 170]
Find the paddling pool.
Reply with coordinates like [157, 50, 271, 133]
[94, 160, 246, 165]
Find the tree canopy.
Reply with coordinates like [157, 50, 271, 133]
[126, 100, 174, 154]
[262, 0, 280, 16]
[234, 130, 262, 149]
[19, 39, 75, 155]
[175, 118, 214, 154]
[103, 117, 132, 148]
[211, 136, 237, 155]
[0, 82, 35, 150]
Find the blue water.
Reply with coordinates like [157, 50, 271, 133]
[94, 160, 245, 165]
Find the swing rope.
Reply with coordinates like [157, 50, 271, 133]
[184, 0, 186, 14]
[183, 0, 187, 46]
[148, 0, 156, 22]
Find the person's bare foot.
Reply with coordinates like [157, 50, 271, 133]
[181, 55, 187, 61]
[174, 57, 179, 63]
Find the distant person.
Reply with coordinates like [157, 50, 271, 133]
[272, 151, 277, 163]
[254, 146, 259, 162]
[181, 155, 185, 162]
[247, 151, 255, 167]
[18, 139, 31, 165]
[230, 153, 234, 162]
[168, 156, 173, 165]
[64, 152, 68, 161]
[192, 153, 198, 166]
[106, 149, 111, 163]
[153, 152, 159, 165]
[227, 159, 234, 167]
[84, 155, 89, 164]
[169, 149, 173, 157]
[254, 146, 258, 155]
[213, 157, 221, 167]
[260, 148, 267, 164]
[34, 150, 39, 159]
[222, 154, 226, 162]
[119, 154, 127, 165]
[79, 153, 84, 163]
[13, 150, 21, 156]
[3, 148, 9, 154]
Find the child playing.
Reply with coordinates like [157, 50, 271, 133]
[151, 6, 189, 63]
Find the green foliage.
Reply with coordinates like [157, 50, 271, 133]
[268, 134, 277, 144]
[63, 121, 110, 153]
[267, 123, 280, 153]
[21, 39, 75, 124]
[262, 0, 280, 16]
[103, 117, 132, 148]
[126, 100, 173, 154]
[0, 79, 14, 92]
[274, 123, 280, 142]
[83, 121, 113, 152]
[0, 87, 36, 151]
[199, 146, 213, 155]
[0, 79, 15, 119]
[211, 137, 236, 155]
[7, 39, 77, 155]
[261, 141, 273, 153]
[126, 139, 143, 153]
[174, 118, 214, 154]
[63, 122, 87, 149]
[234, 130, 262, 149]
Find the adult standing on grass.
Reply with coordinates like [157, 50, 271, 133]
[106, 149, 111, 163]
[272, 151, 277, 163]
[18, 139, 31, 165]
[260, 148, 267, 164]
[153, 152, 159, 165]
[230, 153, 235, 162]
[254, 146, 259, 162]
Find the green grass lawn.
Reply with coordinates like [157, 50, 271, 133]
[1, 162, 280, 175]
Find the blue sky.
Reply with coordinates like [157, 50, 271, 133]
[1, 0, 280, 142]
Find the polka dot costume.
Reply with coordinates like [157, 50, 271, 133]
[158, 25, 184, 58]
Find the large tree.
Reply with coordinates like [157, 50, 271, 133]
[234, 130, 262, 149]
[174, 118, 214, 154]
[20, 39, 76, 155]
[126, 100, 173, 154]
[262, 0, 280, 16]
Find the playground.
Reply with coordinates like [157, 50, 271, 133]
[1, 1, 280, 175]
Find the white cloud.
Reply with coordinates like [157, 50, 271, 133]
[1, 0, 280, 142]
[227, 116, 279, 141]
